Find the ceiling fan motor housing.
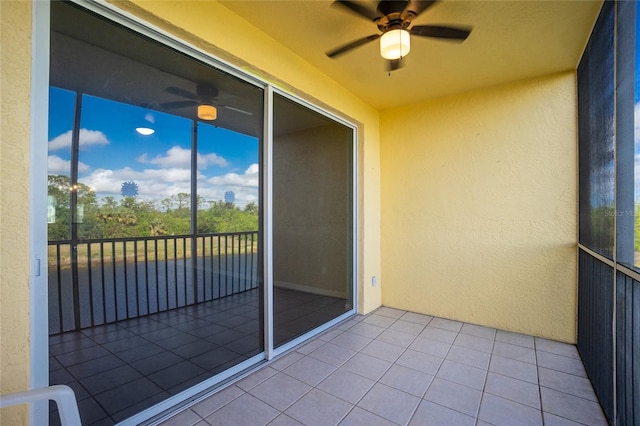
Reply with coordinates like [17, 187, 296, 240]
[197, 84, 219, 103]
[376, 0, 418, 32]
[377, 0, 410, 16]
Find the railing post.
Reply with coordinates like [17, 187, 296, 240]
[191, 236, 198, 304]
[55, 244, 63, 333]
[71, 243, 81, 331]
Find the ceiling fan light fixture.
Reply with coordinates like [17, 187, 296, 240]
[198, 104, 217, 121]
[380, 29, 410, 60]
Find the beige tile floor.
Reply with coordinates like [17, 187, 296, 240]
[159, 307, 608, 426]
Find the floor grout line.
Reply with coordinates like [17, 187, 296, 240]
[50, 305, 607, 426]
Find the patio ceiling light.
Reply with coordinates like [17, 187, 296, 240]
[198, 104, 217, 121]
[136, 113, 155, 135]
[379, 29, 410, 60]
[135, 127, 155, 136]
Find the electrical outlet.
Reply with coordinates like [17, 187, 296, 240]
[372, 276, 377, 287]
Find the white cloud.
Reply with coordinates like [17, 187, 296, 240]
[48, 155, 89, 174]
[81, 167, 192, 200]
[199, 163, 259, 207]
[48, 129, 109, 151]
[80, 163, 258, 207]
[137, 146, 228, 169]
[208, 163, 259, 188]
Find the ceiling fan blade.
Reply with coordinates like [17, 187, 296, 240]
[165, 86, 197, 100]
[410, 25, 471, 41]
[332, 1, 380, 21]
[402, 0, 438, 19]
[386, 58, 405, 72]
[222, 105, 253, 116]
[326, 34, 380, 58]
[160, 100, 198, 109]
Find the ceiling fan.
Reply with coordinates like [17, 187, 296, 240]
[326, 0, 472, 71]
[160, 84, 253, 120]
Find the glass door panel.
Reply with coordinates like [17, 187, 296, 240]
[272, 94, 354, 348]
[48, 2, 264, 423]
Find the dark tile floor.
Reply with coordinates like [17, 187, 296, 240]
[49, 288, 348, 425]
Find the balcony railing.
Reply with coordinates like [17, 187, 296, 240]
[48, 231, 259, 335]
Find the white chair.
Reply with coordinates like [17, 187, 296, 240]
[0, 385, 81, 425]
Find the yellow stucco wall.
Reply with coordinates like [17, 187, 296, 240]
[116, 0, 383, 314]
[274, 124, 353, 299]
[380, 72, 578, 342]
[0, 1, 32, 424]
[0, 3, 582, 424]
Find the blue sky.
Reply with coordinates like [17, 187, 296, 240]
[48, 87, 259, 208]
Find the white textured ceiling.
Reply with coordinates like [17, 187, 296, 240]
[220, 0, 602, 110]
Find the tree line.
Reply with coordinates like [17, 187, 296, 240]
[47, 175, 258, 241]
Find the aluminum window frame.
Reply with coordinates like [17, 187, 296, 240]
[267, 87, 358, 358]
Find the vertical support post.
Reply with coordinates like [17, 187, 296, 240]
[70, 92, 82, 331]
[191, 120, 199, 304]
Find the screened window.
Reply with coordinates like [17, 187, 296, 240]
[577, 2, 615, 259]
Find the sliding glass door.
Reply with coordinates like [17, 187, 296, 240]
[44, 2, 355, 424]
[272, 94, 355, 348]
[48, 2, 264, 423]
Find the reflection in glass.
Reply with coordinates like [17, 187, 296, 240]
[635, 5, 640, 267]
[48, 1, 264, 423]
[272, 94, 354, 347]
[75, 95, 193, 240]
[47, 87, 76, 241]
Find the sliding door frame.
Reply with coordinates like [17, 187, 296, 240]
[31, 2, 53, 425]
